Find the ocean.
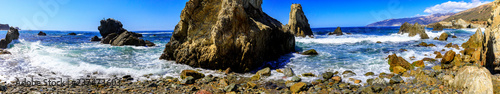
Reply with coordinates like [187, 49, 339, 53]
[0, 27, 482, 83]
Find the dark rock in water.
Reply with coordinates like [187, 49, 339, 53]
[98, 18, 127, 38]
[398, 22, 429, 39]
[452, 35, 457, 38]
[0, 49, 11, 54]
[38, 31, 47, 36]
[0, 85, 6, 91]
[432, 23, 444, 31]
[302, 49, 318, 55]
[285, 4, 313, 37]
[122, 75, 133, 81]
[68, 33, 77, 35]
[438, 33, 449, 41]
[0, 27, 19, 49]
[342, 70, 356, 78]
[283, 67, 295, 77]
[90, 36, 101, 41]
[103, 31, 155, 46]
[302, 73, 315, 77]
[322, 72, 334, 79]
[159, 0, 295, 73]
[364, 72, 375, 76]
[328, 26, 343, 35]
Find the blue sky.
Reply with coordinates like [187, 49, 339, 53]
[0, 0, 492, 31]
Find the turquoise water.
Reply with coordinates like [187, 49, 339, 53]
[0, 27, 480, 82]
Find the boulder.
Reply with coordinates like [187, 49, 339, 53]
[328, 26, 343, 36]
[301, 49, 318, 55]
[462, 28, 483, 49]
[322, 72, 334, 79]
[387, 54, 411, 72]
[106, 31, 155, 46]
[285, 4, 313, 37]
[0, 27, 19, 49]
[90, 36, 101, 41]
[290, 82, 307, 93]
[441, 50, 455, 67]
[452, 19, 469, 29]
[98, 18, 127, 38]
[398, 22, 429, 39]
[283, 67, 295, 77]
[412, 60, 424, 68]
[342, 70, 356, 78]
[256, 67, 271, 76]
[159, 0, 295, 73]
[438, 33, 448, 41]
[453, 66, 493, 94]
[432, 23, 444, 31]
[37, 31, 46, 36]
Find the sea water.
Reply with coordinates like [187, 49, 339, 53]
[0, 27, 480, 83]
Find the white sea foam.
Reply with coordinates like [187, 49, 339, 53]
[296, 33, 421, 44]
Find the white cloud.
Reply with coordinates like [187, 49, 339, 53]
[424, 0, 491, 14]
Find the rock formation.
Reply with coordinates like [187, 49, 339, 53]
[159, 0, 295, 73]
[432, 23, 444, 31]
[328, 26, 343, 35]
[387, 54, 411, 74]
[98, 18, 154, 46]
[90, 36, 101, 41]
[438, 33, 448, 41]
[452, 19, 469, 29]
[398, 22, 429, 39]
[37, 31, 46, 36]
[0, 27, 19, 49]
[481, 0, 500, 73]
[453, 66, 493, 94]
[285, 4, 313, 37]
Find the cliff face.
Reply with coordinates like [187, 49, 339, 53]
[480, 0, 500, 74]
[160, 0, 295, 73]
[285, 4, 313, 37]
[0, 24, 9, 30]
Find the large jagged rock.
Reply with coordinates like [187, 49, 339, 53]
[0, 27, 19, 49]
[98, 18, 153, 46]
[463, 28, 484, 49]
[285, 4, 313, 37]
[453, 66, 493, 94]
[159, 0, 295, 73]
[482, 0, 500, 74]
[398, 22, 429, 39]
[328, 26, 343, 36]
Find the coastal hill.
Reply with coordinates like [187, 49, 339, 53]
[0, 24, 9, 30]
[441, 2, 493, 24]
[366, 13, 454, 27]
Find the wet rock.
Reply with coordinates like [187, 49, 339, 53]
[180, 70, 205, 80]
[387, 54, 411, 73]
[38, 31, 46, 36]
[398, 22, 429, 39]
[389, 75, 404, 84]
[224, 83, 237, 92]
[452, 35, 457, 38]
[418, 42, 428, 47]
[106, 31, 155, 46]
[322, 72, 334, 79]
[412, 60, 424, 68]
[370, 78, 388, 86]
[290, 82, 307, 93]
[432, 23, 444, 31]
[302, 49, 318, 55]
[90, 36, 101, 41]
[283, 67, 295, 77]
[181, 76, 195, 84]
[291, 76, 301, 82]
[453, 66, 493, 94]
[0, 27, 19, 49]
[285, 4, 313, 37]
[0, 85, 6, 91]
[342, 70, 356, 78]
[331, 76, 341, 83]
[68, 33, 77, 35]
[432, 65, 442, 72]
[122, 75, 133, 81]
[302, 73, 315, 77]
[392, 66, 407, 74]
[435, 52, 443, 58]
[438, 33, 448, 41]
[147, 83, 158, 87]
[159, 0, 295, 73]
[256, 67, 271, 76]
[364, 72, 375, 76]
[328, 26, 343, 36]
[98, 18, 127, 38]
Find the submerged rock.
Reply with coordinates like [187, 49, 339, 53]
[38, 31, 46, 36]
[398, 22, 429, 39]
[328, 26, 343, 36]
[68, 33, 77, 35]
[0, 27, 19, 49]
[301, 49, 318, 55]
[159, 0, 295, 73]
[453, 66, 493, 94]
[285, 4, 313, 37]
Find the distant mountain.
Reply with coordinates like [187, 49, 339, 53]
[0, 24, 8, 30]
[441, 2, 493, 24]
[366, 13, 455, 27]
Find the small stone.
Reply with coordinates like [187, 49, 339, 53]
[389, 75, 404, 84]
[256, 67, 271, 76]
[342, 70, 356, 77]
[181, 76, 195, 84]
[302, 73, 316, 77]
[291, 76, 301, 82]
[331, 76, 342, 83]
[322, 72, 334, 79]
[180, 70, 205, 80]
[247, 82, 256, 89]
[376, 41, 382, 43]
[224, 83, 237, 92]
[302, 49, 318, 55]
[122, 75, 133, 81]
[364, 72, 375, 76]
[147, 83, 158, 87]
[283, 67, 295, 77]
[276, 69, 283, 73]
